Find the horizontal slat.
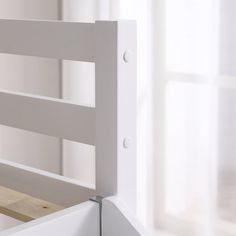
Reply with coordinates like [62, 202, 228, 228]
[0, 19, 95, 62]
[0, 159, 95, 207]
[0, 186, 63, 222]
[1, 201, 99, 236]
[0, 90, 95, 145]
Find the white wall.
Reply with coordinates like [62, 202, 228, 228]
[0, 1, 61, 173]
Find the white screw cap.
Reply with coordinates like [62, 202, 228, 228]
[123, 137, 132, 149]
[123, 50, 131, 63]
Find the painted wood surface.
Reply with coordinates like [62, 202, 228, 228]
[95, 21, 137, 213]
[0, 186, 63, 222]
[1, 201, 99, 236]
[0, 159, 95, 207]
[0, 19, 95, 62]
[0, 90, 95, 145]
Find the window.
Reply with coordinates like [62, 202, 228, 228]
[153, 0, 236, 235]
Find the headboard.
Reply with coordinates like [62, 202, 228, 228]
[0, 19, 143, 236]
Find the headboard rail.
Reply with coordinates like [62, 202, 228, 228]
[0, 20, 137, 215]
[0, 19, 95, 62]
[0, 90, 95, 145]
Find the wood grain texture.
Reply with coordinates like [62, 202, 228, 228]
[0, 186, 63, 222]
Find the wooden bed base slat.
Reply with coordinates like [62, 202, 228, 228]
[0, 186, 64, 222]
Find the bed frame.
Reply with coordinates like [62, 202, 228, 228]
[0, 19, 145, 236]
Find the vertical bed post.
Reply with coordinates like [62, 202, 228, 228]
[95, 21, 137, 213]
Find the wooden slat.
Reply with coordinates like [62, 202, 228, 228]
[0, 90, 95, 145]
[0, 186, 64, 222]
[0, 19, 95, 62]
[0, 159, 95, 207]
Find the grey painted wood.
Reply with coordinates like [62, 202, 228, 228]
[102, 197, 146, 236]
[0, 19, 95, 62]
[0, 90, 95, 145]
[95, 21, 118, 198]
[0, 159, 95, 207]
[0, 0, 62, 175]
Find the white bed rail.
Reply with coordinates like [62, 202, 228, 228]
[1, 201, 100, 236]
[0, 90, 95, 145]
[0, 159, 95, 207]
[0, 19, 144, 236]
[0, 19, 95, 62]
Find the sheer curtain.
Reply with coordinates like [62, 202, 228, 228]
[153, 0, 236, 235]
[62, 0, 236, 235]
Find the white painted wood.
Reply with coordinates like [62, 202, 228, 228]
[0, 0, 62, 175]
[0, 159, 95, 207]
[0, 215, 22, 232]
[102, 197, 147, 236]
[0, 1, 60, 20]
[0, 19, 95, 62]
[116, 21, 137, 214]
[0, 90, 95, 145]
[95, 21, 118, 199]
[0, 20, 139, 235]
[62, 1, 96, 187]
[0, 201, 99, 236]
[95, 21, 137, 213]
